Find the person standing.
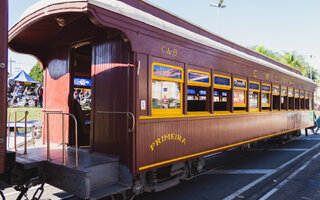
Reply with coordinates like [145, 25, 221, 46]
[162, 95, 169, 109]
[37, 86, 43, 107]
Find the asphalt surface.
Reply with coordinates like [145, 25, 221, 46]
[3, 131, 320, 200]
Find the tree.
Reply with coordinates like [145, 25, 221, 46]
[250, 46, 318, 81]
[28, 62, 43, 82]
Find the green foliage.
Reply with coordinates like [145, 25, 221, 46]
[250, 46, 318, 81]
[28, 62, 43, 82]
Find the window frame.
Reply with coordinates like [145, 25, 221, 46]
[249, 81, 260, 112]
[214, 74, 231, 90]
[261, 84, 271, 107]
[272, 85, 280, 96]
[233, 78, 247, 108]
[187, 69, 211, 87]
[151, 62, 184, 115]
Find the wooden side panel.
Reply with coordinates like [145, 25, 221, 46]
[43, 47, 70, 144]
[0, 0, 8, 174]
[91, 35, 134, 167]
[136, 111, 313, 172]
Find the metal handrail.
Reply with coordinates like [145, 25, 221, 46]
[96, 111, 135, 133]
[43, 112, 79, 168]
[7, 111, 29, 154]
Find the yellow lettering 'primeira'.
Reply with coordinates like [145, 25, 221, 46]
[149, 134, 187, 151]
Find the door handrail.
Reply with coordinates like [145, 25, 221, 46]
[7, 111, 29, 154]
[43, 111, 79, 168]
[96, 111, 135, 133]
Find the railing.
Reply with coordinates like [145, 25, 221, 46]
[7, 111, 29, 155]
[96, 111, 135, 133]
[43, 110, 79, 168]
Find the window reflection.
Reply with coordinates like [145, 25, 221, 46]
[249, 91, 258, 108]
[262, 93, 269, 106]
[234, 90, 245, 105]
[152, 80, 181, 109]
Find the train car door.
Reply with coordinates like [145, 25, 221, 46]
[69, 44, 92, 147]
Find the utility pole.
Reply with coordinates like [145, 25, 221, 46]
[309, 55, 314, 80]
[9, 57, 15, 76]
[210, 0, 226, 35]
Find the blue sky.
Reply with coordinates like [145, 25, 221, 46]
[8, 0, 320, 75]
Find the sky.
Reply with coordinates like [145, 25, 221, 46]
[7, 0, 320, 76]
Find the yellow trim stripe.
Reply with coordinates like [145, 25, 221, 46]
[138, 125, 311, 170]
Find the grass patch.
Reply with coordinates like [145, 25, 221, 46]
[7, 107, 42, 122]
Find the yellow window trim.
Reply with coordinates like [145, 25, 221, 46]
[214, 74, 231, 90]
[281, 87, 287, 96]
[152, 107, 183, 115]
[261, 84, 271, 93]
[234, 103, 246, 107]
[249, 108, 260, 112]
[151, 63, 184, 116]
[272, 85, 280, 95]
[152, 62, 184, 83]
[187, 69, 211, 87]
[262, 104, 270, 107]
[249, 81, 260, 92]
[234, 78, 247, 90]
[288, 88, 294, 97]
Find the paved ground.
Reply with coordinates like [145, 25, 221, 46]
[3, 131, 320, 200]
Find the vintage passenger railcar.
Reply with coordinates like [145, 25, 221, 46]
[5, 0, 317, 198]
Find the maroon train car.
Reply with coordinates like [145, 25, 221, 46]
[8, 0, 316, 197]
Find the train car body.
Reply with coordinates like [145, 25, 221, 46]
[7, 0, 317, 198]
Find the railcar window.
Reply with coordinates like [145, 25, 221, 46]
[295, 90, 300, 109]
[272, 85, 280, 110]
[306, 92, 310, 110]
[152, 63, 183, 115]
[213, 75, 231, 112]
[288, 88, 294, 110]
[300, 91, 305, 110]
[281, 87, 288, 110]
[187, 70, 210, 112]
[214, 89, 229, 111]
[249, 81, 260, 112]
[233, 78, 247, 111]
[261, 84, 271, 111]
[309, 93, 313, 110]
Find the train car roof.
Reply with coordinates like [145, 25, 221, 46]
[10, 0, 315, 85]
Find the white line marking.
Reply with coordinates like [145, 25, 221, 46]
[266, 148, 308, 151]
[258, 151, 320, 200]
[223, 142, 320, 200]
[209, 169, 276, 174]
[298, 138, 320, 141]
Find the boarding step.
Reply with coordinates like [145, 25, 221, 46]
[43, 149, 131, 199]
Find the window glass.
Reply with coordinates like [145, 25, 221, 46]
[249, 91, 258, 108]
[152, 80, 181, 109]
[214, 91, 220, 102]
[273, 86, 279, 95]
[262, 93, 270, 106]
[153, 65, 182, 80]
[234, 90, 245, 105]
[188, 71, 210, 84]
